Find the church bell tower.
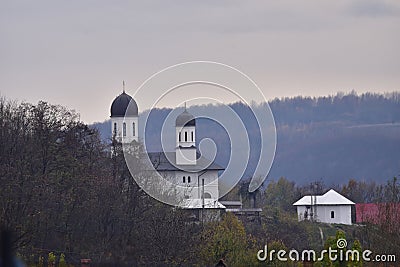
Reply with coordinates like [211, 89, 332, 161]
[175, 106, 196, 165]
[110, 81, 139, 144]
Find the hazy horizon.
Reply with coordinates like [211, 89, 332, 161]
[1, 90, 399, 124]
[1, 1, 399, 123]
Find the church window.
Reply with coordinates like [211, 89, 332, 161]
[191, 131, 193, 141]
[188, 176, 191, 183]
[185, 131, 187, 142]
[183, 176, 185, 183]
[123, 122, 126, 137]
[179, 132, 181, 142]
[132, 122, 136, 136]
[203, 192, 212, 199]
[113, 123, 117, 135]
[331, 211, 335, 218]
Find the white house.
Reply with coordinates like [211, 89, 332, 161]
[110, 88, 225, 214]
[293, 189, 355, 225]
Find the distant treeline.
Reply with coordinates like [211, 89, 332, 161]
[269, 91, 400, 125]
[94, 91, 400, 185]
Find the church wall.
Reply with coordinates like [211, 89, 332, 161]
[198, 170, 219, 200]
[175, 126, 195, 147]
[160, 170, 219, 200]
[176, 148, 197, 165]
[111, 116, 138, 143]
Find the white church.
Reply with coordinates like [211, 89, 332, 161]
[110, 89, 225, 213]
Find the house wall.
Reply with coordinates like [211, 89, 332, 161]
[297, 205, 352, 225]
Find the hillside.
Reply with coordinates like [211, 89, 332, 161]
[92, 92, 400, 185]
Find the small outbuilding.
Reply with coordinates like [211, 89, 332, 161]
[293, 189, 354, 225]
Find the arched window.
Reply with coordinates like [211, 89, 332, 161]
[185, 131, 187, 142]
[203, 192, 212, 199]
[132, 122, 136, 136]
[331, 211, 335, 219]
[113, 122, 117, 135]
[183, 176, 185, 183]
[191, 131, 193, 141]
[123, 122, 126, 137]
[179, 132, 181, 142]
[188, 176, 191, 183]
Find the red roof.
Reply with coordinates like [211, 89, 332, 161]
[356, 203, 379, 224]
[356, 203, 400, 228]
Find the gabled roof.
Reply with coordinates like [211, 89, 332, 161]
[147, 152, 225, 171]
[293, 189, 355, 206]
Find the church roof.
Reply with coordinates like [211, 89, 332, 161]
[181, 199, 226, 209]
[148, 152, 224, 171]
[175, 109, 195, 127]
[293, 189, 355, 206]
[110, 91, 138, 117]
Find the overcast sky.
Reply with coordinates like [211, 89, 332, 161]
[1, 0, 399, 123]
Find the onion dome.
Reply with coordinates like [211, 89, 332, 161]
[176, 109, 195, 127]
[110, 91, 138, 117]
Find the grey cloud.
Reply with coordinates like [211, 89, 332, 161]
[348, 0, 400, 17]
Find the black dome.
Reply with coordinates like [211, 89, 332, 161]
[176, 110, 195, 127]
[110, 92, 138, 117]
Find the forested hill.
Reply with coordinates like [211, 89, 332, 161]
[93, 92, 400, 185]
